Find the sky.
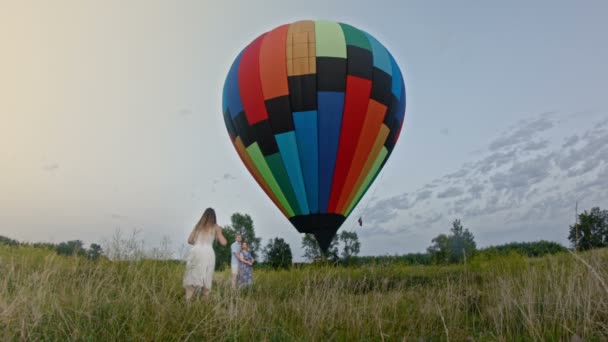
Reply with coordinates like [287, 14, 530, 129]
[1, 1, 607, 260]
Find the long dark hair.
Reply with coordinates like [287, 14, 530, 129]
[194, 208, 217, 235]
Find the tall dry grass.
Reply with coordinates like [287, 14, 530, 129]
[1, 244, 607, 341]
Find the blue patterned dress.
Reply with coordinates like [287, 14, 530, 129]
[238, 252, 253, 287]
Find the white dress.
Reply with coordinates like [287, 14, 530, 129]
[183, 228, 216, 289]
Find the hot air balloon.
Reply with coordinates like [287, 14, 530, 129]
[222, 20, 406, 252]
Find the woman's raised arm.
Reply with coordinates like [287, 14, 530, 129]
[215, 226, 227, 246]
[187, 229, 197, 245]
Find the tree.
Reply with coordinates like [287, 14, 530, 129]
[302, 234, 322, 261]
[301, 233, 339, 262]
[338, 230, 361, 260]
[569, 207, 608, 251]
[448, 219, 476, 262]
[0, 235, 20, 246]
[56, 240, 86, 256]
[230, 213, 261, 259]
[427, 234, 449, 264]
[263, 237, 293, 269]
[214, 225, 236, 271]
[32, 242, 57, 250]
[87, 243, 103, 260]
[427, 219, 476, 264]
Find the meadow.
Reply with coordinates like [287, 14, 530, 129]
[1, 245, 607, 341]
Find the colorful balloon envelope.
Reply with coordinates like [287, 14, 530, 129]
[222, 20, 406, 252]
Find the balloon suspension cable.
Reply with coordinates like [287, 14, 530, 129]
[350, 166, 388, 231]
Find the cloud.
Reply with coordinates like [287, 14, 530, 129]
[415, 190, 433, 201]
[566, 158, 602, 177]
[423, 183, 439, 189]
[451, 197, 475, 214]
[42, 163, 59, 172]
[361, 111, 608, 244]
[437, 187, 464, 198]
[597, 118, 608, 129]
[468, 184, 485, 199]
[392, 193, 414, 210]
[515, 192, 575, 223]
[364, 193, 412, 225]
[574, 166, 608, 194]
[418, 212, 443, 227]
[521, 140, 549, 152]
[475, 149, 518, 174]
[490, 154, 553, 191]
[178, 108, 193, 117]
[489, 115, 554, 151]
[463, 195, 516, 218]
[562, 135, 579, 148]
[363, 205, 398, 226]
[444, 168, 469, 180]
[556, 126, 608, 175]
[222, 173, 236, 180]
[212, 173, 237, 185]
[358, 224, 409, 238]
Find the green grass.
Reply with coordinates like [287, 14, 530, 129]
[1, 246, 607, 341]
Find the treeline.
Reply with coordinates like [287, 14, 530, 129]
[420, 219, 567, 266]
[357, 205, 606, 267]
[346, 241, 566, 267]
[3, 205, 605, 268]
[481, 240, 566, 257]
[0, 236, 104, 260]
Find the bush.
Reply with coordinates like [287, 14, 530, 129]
[479, 240, 566, 258]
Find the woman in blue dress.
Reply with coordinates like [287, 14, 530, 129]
[238, 242, 254, 287]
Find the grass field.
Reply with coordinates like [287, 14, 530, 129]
[1, 245, 607, 341]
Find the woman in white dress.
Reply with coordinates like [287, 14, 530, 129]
[183, 208, 227, 301]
